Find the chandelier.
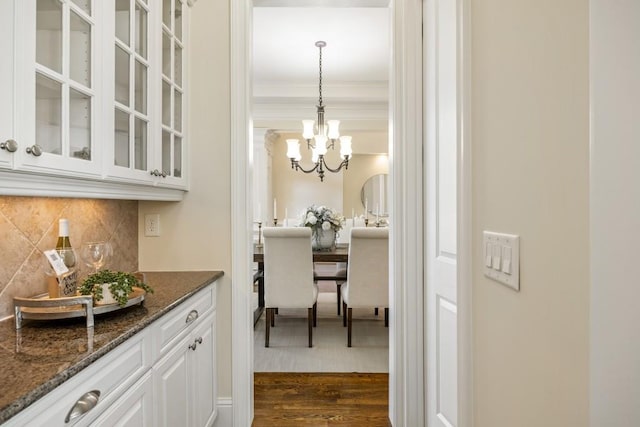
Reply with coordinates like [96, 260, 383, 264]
[286, 41, 352, 182]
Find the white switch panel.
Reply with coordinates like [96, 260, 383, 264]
[483, 231, 520, 291]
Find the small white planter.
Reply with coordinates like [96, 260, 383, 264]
[95, 283, 127, 305]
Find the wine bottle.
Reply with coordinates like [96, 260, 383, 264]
[55, 218, 77, 296]
[56, 219, 76, 267]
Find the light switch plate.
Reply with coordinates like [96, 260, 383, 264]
[483, 231, 520, 291]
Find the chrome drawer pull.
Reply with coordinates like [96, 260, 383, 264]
[185, 309, 199, 324]
[65, 390, 101, 423]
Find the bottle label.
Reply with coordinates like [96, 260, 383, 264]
[59, 270, 78, 297]
[44, 249, 70, 276]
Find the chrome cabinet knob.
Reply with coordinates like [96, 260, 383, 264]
[0, 139, 17, 152]
[25, 144, 43, 156]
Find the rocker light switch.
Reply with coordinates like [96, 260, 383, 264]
[483, 231, 520, 291]
[492, 244, 502, 270]
[485, 242, 493, 267]
[502, 246, 512, 274]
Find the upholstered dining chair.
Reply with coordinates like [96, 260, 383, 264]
[263, 227, 318, 348]
[341, 228, 389, 347]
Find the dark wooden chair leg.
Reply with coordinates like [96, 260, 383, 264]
[385, 307, 389, 327]
[265, 308, 271, 347]
[343, 302, 347, 326]
[375, 307, 379, 316]
[308, 307, 313, 347]
[313, 302, 317, 327]
[271, 308, 275, 327]
[347, 307, 353, 347]
[336, 283, 342, 315]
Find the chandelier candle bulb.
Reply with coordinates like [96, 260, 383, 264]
[273, 199, 277, 218]
[286, 139, 301, 159]
[314, 135, 328, 155]
[302, 120, 315, 140]
[327, 120, 340, 139]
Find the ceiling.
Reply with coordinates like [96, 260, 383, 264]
[252, 3, 390, 133]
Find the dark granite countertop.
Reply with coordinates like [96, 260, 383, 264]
[0, 270, 224, 424]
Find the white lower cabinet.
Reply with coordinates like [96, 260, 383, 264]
[4, 283, 217, 427]
[153, 312, 216, 427]
[91, 372, 154, 427]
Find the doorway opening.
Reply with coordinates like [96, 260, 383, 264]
[250, 4, 391, 375]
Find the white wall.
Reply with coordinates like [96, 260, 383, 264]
[138, 0, 233, 402]
[472, 1, 590, 425]
[590, 1, 640, 425]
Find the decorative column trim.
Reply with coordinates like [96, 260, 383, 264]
[264, 129, 279, 155]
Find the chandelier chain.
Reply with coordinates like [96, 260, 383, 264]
[318, 44, 323, 107]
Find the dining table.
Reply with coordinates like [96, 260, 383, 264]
[253, 243, 349, 325]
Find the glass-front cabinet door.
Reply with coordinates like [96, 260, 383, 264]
[157, 0, 186, 187]
[104, 0, 155, 184]
[14, 0, 100, 177]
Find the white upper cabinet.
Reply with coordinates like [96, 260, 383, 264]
[0, 0, 190, 199]
[14, 0, 100, 177]
[0, 0, 16, 169]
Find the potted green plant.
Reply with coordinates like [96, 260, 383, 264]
[79, 269, 154, 307]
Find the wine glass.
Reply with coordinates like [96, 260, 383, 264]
[80, 241, 113, 274]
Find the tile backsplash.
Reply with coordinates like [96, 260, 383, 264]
[0, 197, 138, 319]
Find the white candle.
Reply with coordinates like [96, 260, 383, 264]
[273, 198, 277, 218]
[365, 199, 368, 219]
[258, 203, 262, 221]
[376, 204, 379, 222]
[285, 208, 288, 225]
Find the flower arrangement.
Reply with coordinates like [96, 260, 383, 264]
[300, 205, 344, 249]
[300, 205, 344, 232]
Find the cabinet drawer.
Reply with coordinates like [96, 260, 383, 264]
[153, 285, 215, 358]
[6, 330, 151, 427]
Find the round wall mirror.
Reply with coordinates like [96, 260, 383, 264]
[361, 173, 389, 217]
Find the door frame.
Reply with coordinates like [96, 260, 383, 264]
[230, 1, 472, 426]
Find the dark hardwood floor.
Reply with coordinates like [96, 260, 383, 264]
[253, 372, 391, 426]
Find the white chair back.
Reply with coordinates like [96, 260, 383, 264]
[353, 217, 367, 227]
[337, 221, 353, 244]
[263, 227, 315, 308]
[345, 228, 389, 308]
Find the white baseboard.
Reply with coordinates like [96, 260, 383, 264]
[213, 398, 233, 427]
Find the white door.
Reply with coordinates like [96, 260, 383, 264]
[425, 0, 460, 425]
